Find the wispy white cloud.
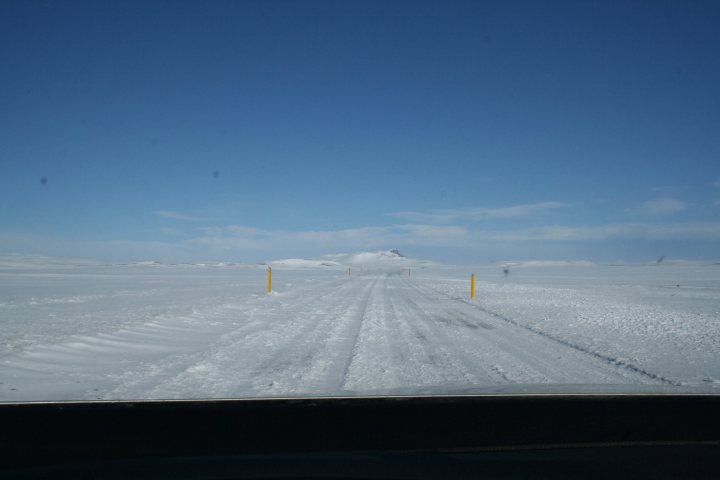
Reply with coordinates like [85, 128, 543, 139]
[490, 222, 720, 241]
[152, 210, 208, 221]
[155, 227, 183, 236]
[190, 220, 720, 255]
[387, 202, 568, 223]
[0, 232, 195, 262]
[635, 198, 687, 215]
[189, 224, 470, 252]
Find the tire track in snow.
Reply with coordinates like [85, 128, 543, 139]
[343, 273, 486, 392]
[143, 275, 372, 398]
[401, 279, 599, 384]
[249, 276, 378, 393]
[388, 281, 500, 386]
[99, 274, 366, 399]
[408, 278, 680, 386]
[402, 280, 615, 385]
[320, 275, 380, 391]
[342, 273, 429, 392]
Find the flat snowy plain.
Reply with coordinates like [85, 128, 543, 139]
[1, 253, 719, 401]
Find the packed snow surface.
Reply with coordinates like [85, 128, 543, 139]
[1, 254, 719, 401]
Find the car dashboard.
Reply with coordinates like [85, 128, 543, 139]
[1, 394, 718, 479]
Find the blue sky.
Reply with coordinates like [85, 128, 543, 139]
[1, 0, 719, 263]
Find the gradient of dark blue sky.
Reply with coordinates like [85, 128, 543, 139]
[2, 0, 719, 262]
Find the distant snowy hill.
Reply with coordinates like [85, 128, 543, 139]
[502, 260, 596, 268]
[267, 258, 343, 269]
[1, 251, 437, 270]
[269, 250, 433, 269]
[0, 254, 102, 269]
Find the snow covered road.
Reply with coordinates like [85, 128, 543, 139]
[0, 268, 683, 401]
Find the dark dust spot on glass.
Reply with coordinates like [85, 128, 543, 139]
[212, 170, 220, 179]
[40, 177, 48, 186]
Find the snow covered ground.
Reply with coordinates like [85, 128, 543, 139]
[1, 253, 719, 401]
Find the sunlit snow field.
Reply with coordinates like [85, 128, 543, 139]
[1, 254, 719, 402]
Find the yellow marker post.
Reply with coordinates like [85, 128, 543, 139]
[267, 266, 272, 294]
[470, 273, 475, 300]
